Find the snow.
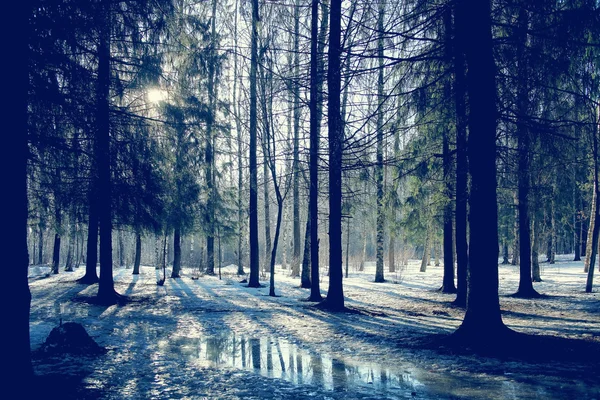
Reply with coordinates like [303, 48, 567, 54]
[28, 254, 600, 399]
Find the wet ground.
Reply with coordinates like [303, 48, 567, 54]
[28, 261, 600, 399]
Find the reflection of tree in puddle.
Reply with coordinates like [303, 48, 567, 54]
[250, 338, 260, 370]
[175, 333, 423, 395]
[331, 358, 348, 392]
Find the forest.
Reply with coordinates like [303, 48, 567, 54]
[4, 0, 600, 398]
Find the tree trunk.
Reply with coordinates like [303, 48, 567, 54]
[420, 228, 430, 273]
[171, 228, 181, 278]
[323, 0, 344, 310]
[511, 192, 520, 265]
[442, 124, 456, 292]
[118, 229, 125, 267]
[52, 235, 60, 275]
[80, 187, 99, 283]
[38, 225, 44, 265]
[291, 0, 301, 279]
[586, 107, 600, 292]
[64, 218, 75, 272]
[307, 0, 324, 302]
[4, 2, 33, 382]
[133, 230, 141, 275]
[513, 7, 539, 298]
[248, 0, 261, 288]
[205, 0, 218, 277]
[345, 217, 351, 278]
[301, 211, 311, 288]
[263, 129, 272, 273]
[532, 212, 542, 282]
[269, 200, 284, 297]
[502, 242, 509, 264]
[453, 9, 468, 306]
[374, 0, 386, 284]
[96, 5, 118, 303]
[574, 175, 581, 261]
[453, 0, 509, 341]
[388, 233, 395, 273]
[233, 0, 245, 277]
[584, 189, 596, 273]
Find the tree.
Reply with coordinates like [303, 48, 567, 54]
[374, 0, 387, 284]
[4, 0, 32, 387]
[322, 0, 345, 311]
[248, 0, 261, 288]
[453, 0, 510, 341]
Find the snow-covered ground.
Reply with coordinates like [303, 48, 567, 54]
[29, 255, 600, 399]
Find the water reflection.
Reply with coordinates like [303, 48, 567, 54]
[171, 333, 420, 393]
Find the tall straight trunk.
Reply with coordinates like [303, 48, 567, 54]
[269, 196, 285, 296]
[345, 217, 351, 278]
[574, 175, 582, 261]
[420, 228, 430, 273]
[586, 108, 600, 292]
[442, 123, 456, 292]
[307, 0, 324, 301]
[263, 130, 272, 273]
[64, 218, 76, 271]
[511, 192, 520, 265]
[374, 0, 386, 284]
[133, 230, 141, 275]
[118, 229, 125, 267]
[532, 211, 542, 282]
[96, 5, 118, 303]
[205, 0, 218, 276]
[80, 193, 99, 283]
[514, 7, 538, 298]
[4, 1, 33, 382]
[292, 0, 301, 278]
[453, 0, 508, 340]
[172, 228, 181, 278]
[388, 233, 395, 273]
[52, 209, 61, 274]
[233, 0, 245, 276]
[248, 0, 260, 287]
[38, 225, 44, 265]
[548, 175, 557, 263]
[323, 0, 345, 310]
[453, 4, 468, 306]
[502, 242, 509, 264]
[301, 212, 311, 287]
[584, 190, 596, 273]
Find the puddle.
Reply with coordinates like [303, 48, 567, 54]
[167, 334, 421, 394]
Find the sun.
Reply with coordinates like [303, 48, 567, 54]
[147, 88, 167, 104]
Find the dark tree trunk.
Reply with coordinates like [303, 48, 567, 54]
[453, 7, 468, 306]
[532, 212, 542, 282]
[323, 0, 344, 310]
[79, 194, 99, 284]
[133, 230, 141, 275]
[4, 1, 33, 382]
[307, 0, 323, 302]
[513, 7, 539, 298]
[453, 0, 509, 341]
[172, 228, 181, 278]
[96, 6, 119, 303]
[269, 200, 284, 297]
[502, 242, 509, 264]
[301, 213, 311, 288]
[52, 232, 61, 275]
[248, 0, 261, 287]
[38, 226, 44, 265]
[441, 125, 456, 293]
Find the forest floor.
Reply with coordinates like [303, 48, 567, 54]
[27, 254, 600, 399]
